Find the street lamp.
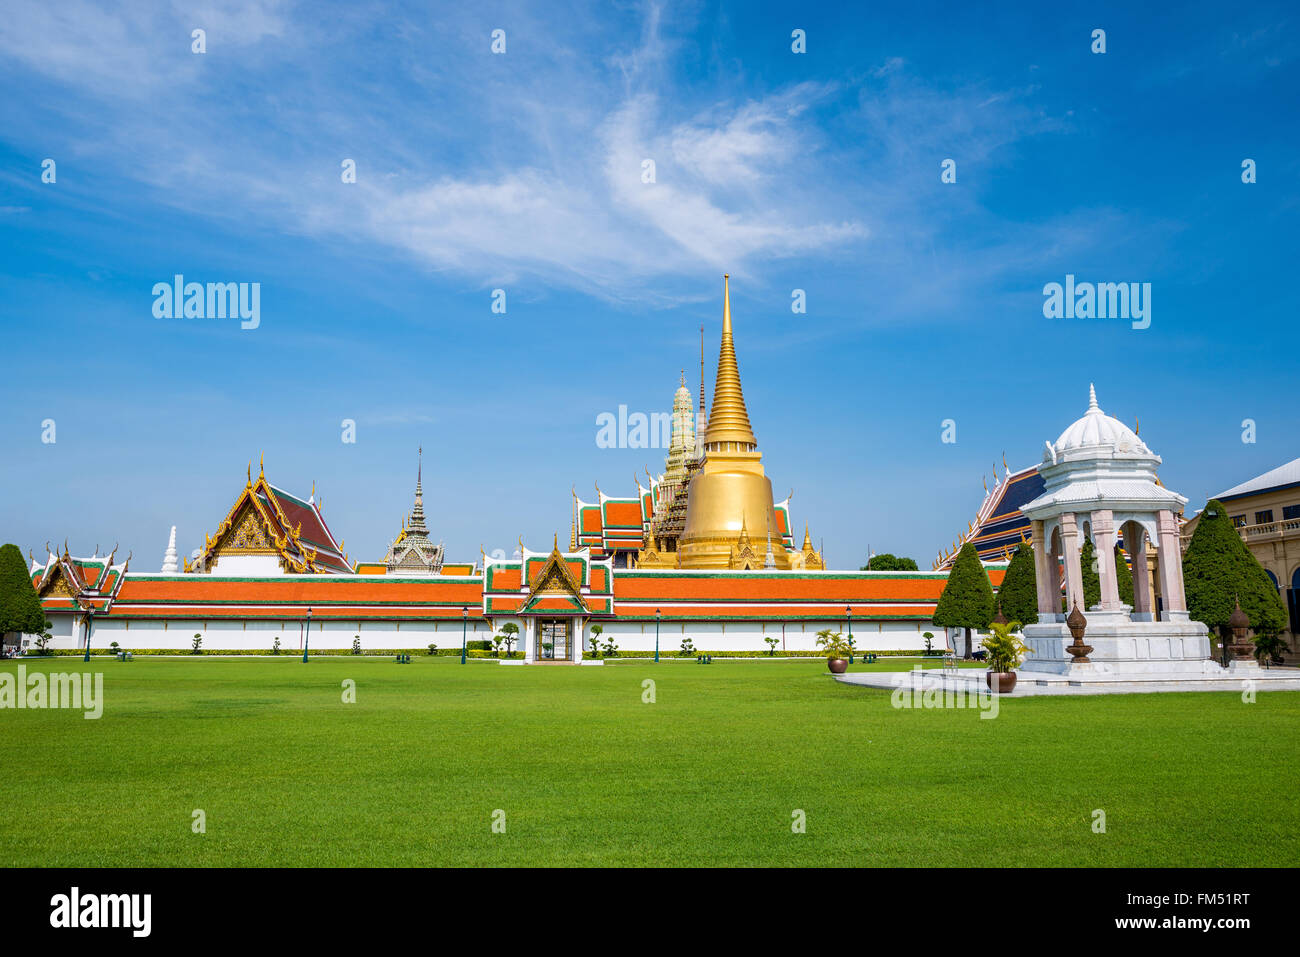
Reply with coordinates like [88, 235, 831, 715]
[460, 605, 469, 664]
[655, 608, 661, 663]
[302, 606, 313, 662]
[82, 604, 95, 663]
[845, 605, 853, 663]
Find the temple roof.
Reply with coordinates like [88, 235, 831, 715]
[189, 459, 353, 574]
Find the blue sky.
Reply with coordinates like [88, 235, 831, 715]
[1, 0, 1296, 571]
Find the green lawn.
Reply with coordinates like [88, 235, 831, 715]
[2, 656, 1296, 867]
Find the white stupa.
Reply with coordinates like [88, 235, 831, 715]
[161, 526, 179, 574]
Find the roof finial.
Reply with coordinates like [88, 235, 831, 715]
[259, 451, 264, 477]
[704, 274, 757, 450]
[1088, 383, 1099, 412]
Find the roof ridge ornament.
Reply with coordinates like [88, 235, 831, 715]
[1088, 383, 1100, 413]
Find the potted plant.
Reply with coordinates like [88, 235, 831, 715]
[542, 641, 553, 659]
[815, 629, 852, 674]
[981, 619, 1029, 693]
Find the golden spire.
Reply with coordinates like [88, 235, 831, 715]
[704, 275, 757, 449]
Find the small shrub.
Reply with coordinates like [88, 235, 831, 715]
[272, 636, 281, 655]
[191, 633, 203, 655]
[763, 636, 778, 656]
[427, 643, 437, 656]
[351, 636, 362, 655]
[678, 637, 695, 657]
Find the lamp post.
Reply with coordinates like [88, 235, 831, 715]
[82, 604, 95, 663]
[655, 608, 661, 663]
[302, 606, 313, 662]
[460, 605, 469, 664]
[845, 605, 853, 663]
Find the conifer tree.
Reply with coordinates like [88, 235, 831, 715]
[1183, 499, 1286, 639]
[932, 543, 996, 658]
[0, 543, 46, 644]
[1080, 538, 1100, 609]
[995, 544, 1038, 625]
[1114, 545, 1135, 607]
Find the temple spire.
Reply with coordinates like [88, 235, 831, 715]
[161, 525, 179, 574]
[408, 447, 429, 536]
[704, 275, 757, 450]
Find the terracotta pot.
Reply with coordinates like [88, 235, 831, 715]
[986, 671, 1017, 693]
[827, 657, 848, 674]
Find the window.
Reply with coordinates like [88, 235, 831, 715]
[1255, 510, 1274, 525]
[1231, 515, 1247, 528]
[1283, 504, 1300, 520]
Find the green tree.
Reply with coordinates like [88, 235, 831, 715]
[0, 543, 46, 646]
[1114, 546, 1135, 607]
[1080, 539, 1100, 609]
[1183, 499, 1287, 641]
[932, 543, 995, 659]
[995, 544, 1038, 625]
[861, 553, 919, 571]
[499, 622, 519, 657]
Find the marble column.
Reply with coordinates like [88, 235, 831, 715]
[1046, 528, 1063, 617]
[1127, 522, 1153, 620]
[1031, 520, 1055, 619]
[1156, 509, 1187, 619]
[1060, 512, 1086, 616]
[1091, 509, 1122, 610]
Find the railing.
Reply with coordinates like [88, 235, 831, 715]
[1243, 518, 1300, 538]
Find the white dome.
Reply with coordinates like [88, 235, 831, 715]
[1054, 384, 1150, 455]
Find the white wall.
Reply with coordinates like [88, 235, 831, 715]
[35, 613, 496, 652]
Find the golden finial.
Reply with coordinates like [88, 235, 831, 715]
[703, 274, 758, 449]
[518, 534, 525, 556]
[1003, 452, 1008, 473]
[1135, 417, 1140, 436]
[553, 532, 559, 552]
[982, 475, 987, 493]
[247, 461, 252, 486]
[594, 481, 601, 498]
[259, 451, 264, 477]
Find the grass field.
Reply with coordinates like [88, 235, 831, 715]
[2, 656, 1297, 867]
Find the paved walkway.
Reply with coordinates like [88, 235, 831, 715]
[835, 665, 1300, 696]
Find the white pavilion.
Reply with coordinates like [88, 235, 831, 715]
[1020, 385, 1214, 675]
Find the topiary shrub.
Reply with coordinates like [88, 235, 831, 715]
[1184, 499, 1287, 642]
[932, 543, 995, 658]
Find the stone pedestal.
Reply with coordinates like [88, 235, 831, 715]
[1022, 611, 1215, 677]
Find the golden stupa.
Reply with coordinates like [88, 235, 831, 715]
[677, 275, 795, 570]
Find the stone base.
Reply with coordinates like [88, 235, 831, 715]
[1022, 611, 1213, 676]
